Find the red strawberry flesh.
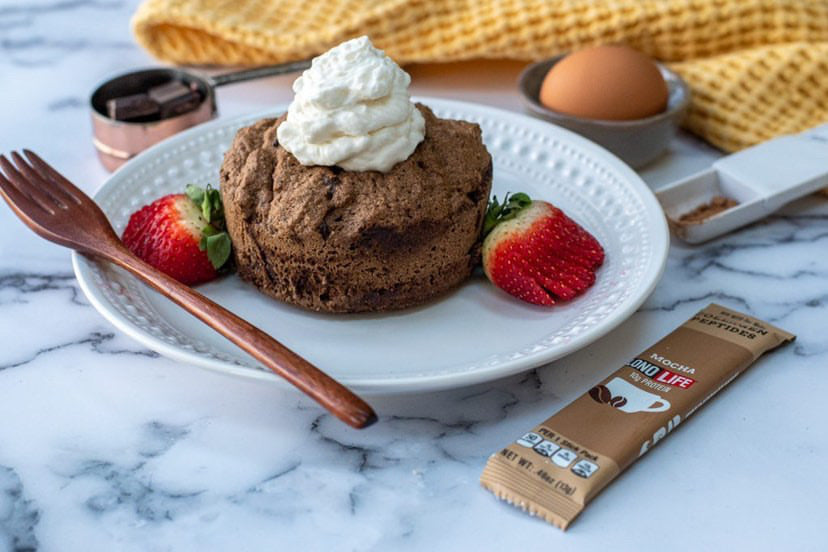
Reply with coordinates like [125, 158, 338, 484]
[122, 194, 218, 285]
[482, 201, 604, 306]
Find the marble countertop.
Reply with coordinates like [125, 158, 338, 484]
[1, 2, 826, 551]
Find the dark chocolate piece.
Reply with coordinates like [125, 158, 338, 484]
[106, 93, 160, 122]
[148, 80, 202, 118]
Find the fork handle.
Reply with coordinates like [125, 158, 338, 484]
[100, 244, 377, 429]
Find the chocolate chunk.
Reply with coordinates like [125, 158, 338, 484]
[106, 93, 160, 122]
[148, 81, 190, 103]
[148, 80, 202, 118]
[318, 219, 331, 240]
[323, 174, 339, 200]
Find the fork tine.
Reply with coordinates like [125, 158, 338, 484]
[10, 151, 69, 210]
[0, 171, 50, 220]
[0, 155, 57, 215]
[23, 149, 84, 205]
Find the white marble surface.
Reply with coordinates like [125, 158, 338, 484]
[1, 2, 827, 551]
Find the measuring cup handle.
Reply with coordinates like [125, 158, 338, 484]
[209, 60, 312, 87]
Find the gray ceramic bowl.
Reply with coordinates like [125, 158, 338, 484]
[518, 55, 691, 168]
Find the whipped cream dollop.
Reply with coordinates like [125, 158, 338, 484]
[276, 36, 425, 173]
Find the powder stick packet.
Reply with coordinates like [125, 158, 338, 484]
[480, 304, 795, 530]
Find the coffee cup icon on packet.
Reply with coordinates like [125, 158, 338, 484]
[604, 377, 671, 414]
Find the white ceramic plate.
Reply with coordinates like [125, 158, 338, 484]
[73, 98, 668, 394]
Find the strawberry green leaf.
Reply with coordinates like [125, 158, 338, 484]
[483, 197, 501, 237]
[508, 192, 531, 206]
[186, 183, 225, 228]
[185, 183, 204, 205]
[482, 192, 532, 237]
[189, 183, 232, 271]
[199, 231, 232, 269]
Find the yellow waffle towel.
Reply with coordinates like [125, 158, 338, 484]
[132, 0, 828, 153]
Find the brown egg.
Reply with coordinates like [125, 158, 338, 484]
[539, 45, 669, 121]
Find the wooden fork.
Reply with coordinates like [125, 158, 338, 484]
[0, 150, 377, 429]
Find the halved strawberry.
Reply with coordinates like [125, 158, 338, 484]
[481, 193, 604, 306]
[121, 184, 232, 285]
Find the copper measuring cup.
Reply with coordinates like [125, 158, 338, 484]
[90, 61, 311, 171]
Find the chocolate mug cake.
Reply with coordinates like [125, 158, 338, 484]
[220, 37, 492, 312]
